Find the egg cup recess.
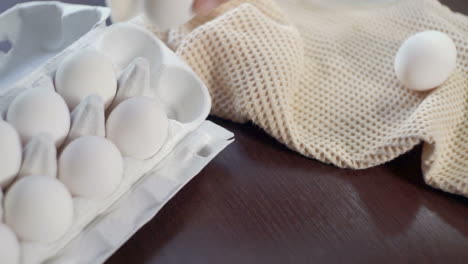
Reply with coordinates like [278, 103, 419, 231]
[0, 2, 109, 92]
[96, 23, 164, 77]
[157, 65, 211, 125]
[97, 22, 211, 125]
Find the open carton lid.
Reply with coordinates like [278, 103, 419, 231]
[0, 1, 109, 93]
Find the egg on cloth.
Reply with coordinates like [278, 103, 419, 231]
[0, 120, 22, 188]
[6, 87, 70, 147]
[55, 49, 117, 110]
[106, 96, 169, 159]
[394, 30, 457, 91]
[59, 136, 123, 199]
[4, 176, 74, 243]
[0, 224, 20, 264]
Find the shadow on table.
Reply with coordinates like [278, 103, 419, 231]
[216, 117, 468, 240]
[338, 145, 468, 238]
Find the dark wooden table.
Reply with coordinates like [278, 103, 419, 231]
[2, 0, 467, 263]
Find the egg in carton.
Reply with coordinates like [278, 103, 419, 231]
[0, 2, 233, 264]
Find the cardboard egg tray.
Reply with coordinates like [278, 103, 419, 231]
[0, 2, 233, 263]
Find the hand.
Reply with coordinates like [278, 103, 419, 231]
[193, 0, 228, 15]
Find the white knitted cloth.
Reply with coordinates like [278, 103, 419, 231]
[145, 0, 468, 197]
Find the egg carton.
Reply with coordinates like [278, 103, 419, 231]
[0, 1, 233, 263]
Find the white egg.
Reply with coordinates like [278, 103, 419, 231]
[107, 96, 169, 159]
[0, 224, 20, 264]
[394, 30, 457, 91]
[0, 120, 22, 188]
[143, 0, 195, 30]
[55, 49, 117, 110]
[106, 0, 142, 22]
[59, 136, 123, 199]
[6, 87, 70, 147]
[4, 176, 74, 243]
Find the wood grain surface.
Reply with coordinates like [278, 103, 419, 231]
[1, 1, 467, 263]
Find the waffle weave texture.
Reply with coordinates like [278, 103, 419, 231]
[145, 0, 468, 197]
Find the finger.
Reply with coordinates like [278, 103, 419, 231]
[193, 0, 226, 15]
